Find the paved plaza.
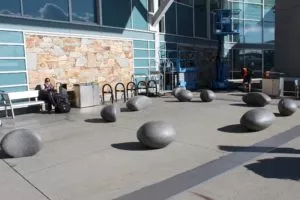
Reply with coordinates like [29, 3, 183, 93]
[0, 92, 299, 200]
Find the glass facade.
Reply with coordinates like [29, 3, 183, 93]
[223, 0, 275, 79]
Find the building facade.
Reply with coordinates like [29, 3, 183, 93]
[275, 0, 300, 78]
[0, 0, 275, 93]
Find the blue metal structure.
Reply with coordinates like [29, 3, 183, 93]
[211, 9, 241, 89]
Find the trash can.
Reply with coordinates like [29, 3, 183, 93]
[73, 83, 100, 108]
[262, 72, 284, 97]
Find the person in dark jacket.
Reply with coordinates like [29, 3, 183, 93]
[241, 66, 252, 92]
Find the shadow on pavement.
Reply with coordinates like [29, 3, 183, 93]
[245, 157, 300, 181]
[84, 118, 108, 123]
[0, 150, 13, 159]
[111, 142, 152, 151]
[218, 124, 250, 133]
[218, 145, 300, 154]
[120, 108, 133, 112]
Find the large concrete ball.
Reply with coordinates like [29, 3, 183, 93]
[126, 96, 152, 111]
[1, 129, 42, 158]
[240, 108, 275, 131]
[200, 90, 216, 102]
[242, 92, 271, 107]
[172, 87, 185, 97]
[176, 90, 193, 102]
[100, 104, 120, 122]
[278, 98, 297, 116]
[137, 121, 176, 149]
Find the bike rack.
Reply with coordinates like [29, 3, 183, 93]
[126, 82, 137, 100]
[102, 84, 114, 104]
[146, 80, 158, 97]
[114, 82, 126, 102]
[137, 81, 147, 95]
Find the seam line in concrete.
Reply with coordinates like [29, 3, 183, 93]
[114, 125, 300, 200]
[1, 159, 52, 200]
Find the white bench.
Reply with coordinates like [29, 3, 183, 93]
[0, 90, 45, 119]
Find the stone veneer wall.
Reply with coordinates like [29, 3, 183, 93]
[25, 34, 133, 90]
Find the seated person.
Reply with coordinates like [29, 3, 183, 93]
[39, 78, 55, 113]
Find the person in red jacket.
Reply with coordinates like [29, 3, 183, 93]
[241, 66, 252, 92]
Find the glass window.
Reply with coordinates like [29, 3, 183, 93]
[177, 4, 193, 36]
[263, 21, 274, 43]
[244, 20, 262, 43]
[194, 0, 207, 38]
[132, 0, 148, 30]
[245, 0, 262, 3]
[244, 3, 262, 20]
[102, 0, 132, 28]
[23, 0, 69, 21]
[244, 49, 262, 78]
[0, 73, 27, 85]
[0, 31, 23, 43]
[0, 45, 25, 57]
[263, 5, 275, 22]
[0, 0, 21, 16]
[232, 2, 243, 19]
[165, 4, 177, 34]
[263, 50, 274, 72]
[72, 0, 97, 23]
[0, 60, 26, 71]
[231, 49, 245, 79]
[264, 0, 275, 5]
[233, 20, 244, 43]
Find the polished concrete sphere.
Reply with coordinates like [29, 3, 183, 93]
[176, 90, 193, 102]
[278, 98, 297, 116]
[240, 108, 275, 131]
[200, 90, 216, 102]
[242, 92, 271, 107]
[172, 87, 185, 97]
[100, 104, 120, 122]
[126, 96, 152, 111]
[137, 121, 176, 149]
[1, 129, 42, 158]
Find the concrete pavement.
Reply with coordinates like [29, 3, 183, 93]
[0, 92, 299, 200]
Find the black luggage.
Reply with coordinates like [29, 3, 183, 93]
[50, 92, 71, 113]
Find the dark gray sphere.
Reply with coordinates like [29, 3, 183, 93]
[172, 87, 185, 97]
[200, 90, 216, 102]
[242, 92, 271, 107]
[278, 98, 297, 116]
[176, 90, 193, 102]
[100, 104, 120, 122]
[1, 129, 42, 158]
[126, 96, 152, 111]
[240, 109, 275, 131]
[137, 121, 176, 149]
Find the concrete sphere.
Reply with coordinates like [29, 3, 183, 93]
[176, 90, 193, 102]
[200, 90, 216, 102]
[242, 92, 271, 107]
[172, 87, 185, 97]
[137, 121, 176, 149]
[278, 98, 297, 116]
[240, 108, 275, 131]
[126, 96, 152, 111]
[100, 104, 120, 122]
[1, 129, 42, 158]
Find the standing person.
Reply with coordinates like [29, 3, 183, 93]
[241, 66, 252, 92]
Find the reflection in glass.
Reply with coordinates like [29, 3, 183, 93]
[244, 3, 262, 20]
[230, 49, 245, 79]
[233, 19, 244, 43]
[263, 21, 274, 43]
[263, 50, 274, 72]
[72, 0, 96, 23]
[232, 2, 243, 19]
[177, 4, 193, 36]
[194, 0, 206, 38]
[176, 0, 193, 6]
[0, 0, 21, 16]
[165, 4, 177, 34]
[23, 0, 69, 21]
[244, 20, 262, 43]
[244, 49, 262, 78]
[263, 5, 275, 22]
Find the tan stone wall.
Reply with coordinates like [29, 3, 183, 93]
[25, 34, 133, 90]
